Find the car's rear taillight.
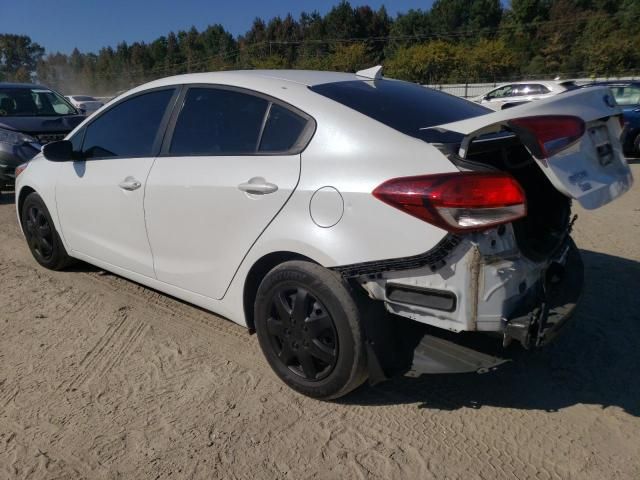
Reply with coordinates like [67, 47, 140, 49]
[508, 115, 585, 159]
[372, 172, 527, 233]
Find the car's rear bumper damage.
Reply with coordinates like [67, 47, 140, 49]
[341, 227, 584, 381]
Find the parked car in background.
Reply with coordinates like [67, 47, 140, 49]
[15, 68, 632, 399]
[65, 95, 104, 116]
[582, 81, 640, 156]
[0, 83, 84, 193]
[473, 80, 578, 110]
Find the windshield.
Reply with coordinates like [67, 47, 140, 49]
[0, 87, 77, 117]
[310, 79, 489, 142]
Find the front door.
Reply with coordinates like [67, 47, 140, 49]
[56, 88, 177, 277]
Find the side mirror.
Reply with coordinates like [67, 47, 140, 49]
[42, 140, 74, 162]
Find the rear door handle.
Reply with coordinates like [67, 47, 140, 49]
[237, 177, 278, 195]
[119, 176, 142, 191]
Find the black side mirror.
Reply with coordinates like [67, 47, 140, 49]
[42, 140, 74, 162]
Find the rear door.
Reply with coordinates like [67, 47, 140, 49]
[429, 86, 633, 210]
[144, 86, 313, 299]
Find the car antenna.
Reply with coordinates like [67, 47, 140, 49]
[356, 65, 383, 80]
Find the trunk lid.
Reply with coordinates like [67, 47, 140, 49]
[425, 87, 633, 210]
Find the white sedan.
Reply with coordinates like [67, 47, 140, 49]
[15, 68, 632, 399]
[65, 95, 104, 115]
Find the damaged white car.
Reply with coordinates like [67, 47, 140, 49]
[15, 67, 633, 399]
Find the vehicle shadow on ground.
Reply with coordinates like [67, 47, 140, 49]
[343, 250, 640, 416]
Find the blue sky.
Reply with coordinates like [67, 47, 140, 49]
[0, 0, 436, 54]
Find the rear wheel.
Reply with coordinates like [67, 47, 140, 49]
[21, 192, 74, 270]
[254, 261, 368, 400]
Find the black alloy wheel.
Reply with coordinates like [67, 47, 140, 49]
[266, 286, 338, 381]
[24, 204, 55, 262]
[254, 261, 368, 399]
[21, 192, 74, 270]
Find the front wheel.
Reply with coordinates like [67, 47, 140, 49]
[21, 192, 74, 270]
[254, 261, 368, 400]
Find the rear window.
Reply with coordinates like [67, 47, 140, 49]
[259, 104, 308, 152]
[310, 80, 489, 142]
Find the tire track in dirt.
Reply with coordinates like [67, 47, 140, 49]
[0, 219, 612, 479]
[60, 306, 148, 393]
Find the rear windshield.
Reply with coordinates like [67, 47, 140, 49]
[310, 79, 489, 142]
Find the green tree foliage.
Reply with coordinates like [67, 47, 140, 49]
[5, 0, 637, 94]
[0, 34, 44, 82]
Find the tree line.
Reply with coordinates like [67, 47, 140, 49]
[1, 0, 639, 95]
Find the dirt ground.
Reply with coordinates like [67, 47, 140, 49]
[0, 164, 639, 480]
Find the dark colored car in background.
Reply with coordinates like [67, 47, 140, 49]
[584, 81, 640, 156]
[0, 83, 85, 192]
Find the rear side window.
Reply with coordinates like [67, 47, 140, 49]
[259, 104, 308, 152]
[310, 80, 488, 142]
[82, 89, 174, 158]
[170, 88, 268, 155]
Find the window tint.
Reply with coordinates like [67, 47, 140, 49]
[170, 88, 269, 155]
[70, 126, 85, 152]
[259, 104, 308, 152]
[310, 80, 488, 143]
[82, 89, 173, 158]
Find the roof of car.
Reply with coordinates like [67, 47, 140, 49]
[0, 82, 49, 89]
[147, 70, 369, 88]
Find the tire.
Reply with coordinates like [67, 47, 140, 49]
[21, 192, 74, 270]
[254, 261, 368, 400]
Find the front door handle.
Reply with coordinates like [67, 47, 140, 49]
[237, 177, 278, 195]
[119, 176, 142, 191]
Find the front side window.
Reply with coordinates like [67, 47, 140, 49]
[0, 87, 76, 117]
[82, 89, 174, 159]
[170, 88, 269, 155]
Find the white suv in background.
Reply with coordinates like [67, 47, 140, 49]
[475, 80, 578, 110]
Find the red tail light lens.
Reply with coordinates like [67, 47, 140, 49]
[373, 172, 527, 233]
[509, 115, 585, 159]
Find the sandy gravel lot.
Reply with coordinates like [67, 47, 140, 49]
[0, 164, 639, 479]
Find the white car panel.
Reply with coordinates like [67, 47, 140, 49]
[145, 153, 301, 300]
[55, 157, 156, 277]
